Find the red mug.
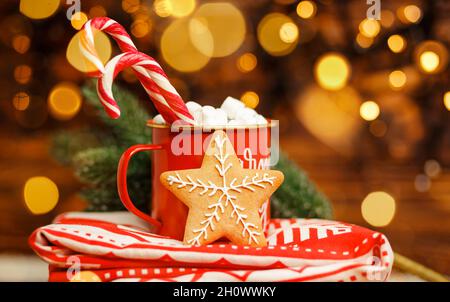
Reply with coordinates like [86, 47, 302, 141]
[117, 120, 279, 240]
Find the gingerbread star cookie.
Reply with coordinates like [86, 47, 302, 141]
[160, 130, 284, 247]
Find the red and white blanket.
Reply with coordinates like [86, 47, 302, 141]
[29, 212, 393, 282]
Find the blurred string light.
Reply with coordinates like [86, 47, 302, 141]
[89, 5, 107, 18]
[237, 53, 257, 73]
[13, 92, 30, 111]
[398, 5, 422, 24]
[359, 19, 380, 38]
[48, 82, 83, 121]
[12, 35, 31, 54]
[154, 0, 196, 18]
[154, 0, 172, 17]
[122, 0, 141, 14]
[71, 12, 88, 30]
[23, 176, 59, 215]
[424, 159, 441, 178]
[162, 18, 212, 72]
[380, 10, 395, 28]
[360, 101, 380, 121]
[131, 19, 152, 38]
[240, 91, 259, 109]
[361, 191, 396, 227]
[415, 41, 448, 74]
[279, 22, 299, 43]
[314, 53, 350, 91]
[387, 34, 406, 53]
[20, 0, 60, 20]
[414, 174, 431, 192]
[258, 13, 298, 56]
[297, 85, 362, 155]
[66, 30, 112, 73]
[388, 70, 407, 90]
[14, 65, 32, 84]
[296, 1, 317, 19]
[356, 33, 373, 49]
[444, 91, 450, 111]
[420, 51, 439, 73]
[191, 3, 245, 58]
[369, 120, 387, 137]
[70, 271, 101, 282]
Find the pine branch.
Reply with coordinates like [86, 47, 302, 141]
[82, 81, 152, 147]
[272, 153, 333, 219]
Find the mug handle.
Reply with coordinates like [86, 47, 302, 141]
[117, 144, 163, 232]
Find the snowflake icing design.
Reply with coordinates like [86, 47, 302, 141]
[167, 135, 276, 245]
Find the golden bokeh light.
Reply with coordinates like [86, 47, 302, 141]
[387, 34, 406, 53]
[258, 13, 298, 56]
[297, 85, 362, 155]
[361, 191, 396, 227]
[359, 19, 380, 38]
[131, 19, 152, 38]
[154, 0, 173, 17]
[24, 176, 59, 215]
[192, 3, 246, 58]
[70, 271, 102, 282]
[419, 51, 440, 73]
[356, 33, 373, 49]
[296, 1, 316, 19]
[71, 12, 88, 30]
[388, 70, 407, 90]
[314, 53, 351, 91]
[13, 92, 30, 111]
[237, 53, 257, 73]
[122, 0, 140, 14]
[162, 18, 212, 72]
[14, 65, 32, 84]
[66, 30, 112, 73]
[20, 0, 60, 20]
[279, 22, 299, 43]
[370, 120, 387, 137]
[153, 0, 196, 18]
[360, 101, 380, 121]
[424, 159, 441, 178]
[240, 91, 260, 109]
[48, 83, 83, 120]
[171, 0, 196, 18]
[12, 35, 31, 54]
[414, 41, 448, 74]
[402, 5, 422, 24]
[444, 91, 450, 111]
[89, 5, 107, 18]
[380, 10, 395, 28]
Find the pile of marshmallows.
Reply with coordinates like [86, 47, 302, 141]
[153, 97, 268, 126]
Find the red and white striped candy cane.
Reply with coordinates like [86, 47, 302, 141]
[80, 17, 137, 76]
[97, 51, 195, 124]
[80, 17, 194, 124]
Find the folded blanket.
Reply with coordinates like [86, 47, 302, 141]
[29, 212, 393, 282]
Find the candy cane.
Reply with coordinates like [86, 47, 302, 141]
[80, 17, 137, 76]
[80, 17, 194, 124]
[97, 51, 195, 124]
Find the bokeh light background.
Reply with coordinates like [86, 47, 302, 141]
[0, 0, 449, 276]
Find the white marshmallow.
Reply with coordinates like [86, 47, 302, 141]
[221, 96, 245, 120]
[256, 114, 268, 125]
[235, 107, 258, 125]
[153, 114, 166, 124]
[215, 108, 228, 125]
[202, 106, 219, 126]
[227, 119, 241, 126]
[186, 101, 202, 114]
[185, 101, 203, 125]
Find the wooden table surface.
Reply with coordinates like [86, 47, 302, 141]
[0, 127, 449, 275]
